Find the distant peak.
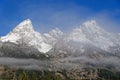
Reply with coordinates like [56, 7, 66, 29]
[51, 27, 62, 32]
[80, 20, 103, 31]
[82, 20, 98, 27]
[51, 28, 63, 35]
[45, 27, 64, 39]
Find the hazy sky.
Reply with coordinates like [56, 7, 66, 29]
[0, 0, 120, 36]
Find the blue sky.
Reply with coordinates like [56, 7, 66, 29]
[0, 0, 120, 36]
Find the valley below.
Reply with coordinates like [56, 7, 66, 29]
[0, 64, 120, 80]
[0, 57, 120, 80]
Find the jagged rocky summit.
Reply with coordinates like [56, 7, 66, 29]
[1, 19, 52, 53]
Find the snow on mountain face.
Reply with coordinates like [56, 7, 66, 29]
[1, 19, 120, 54]
[43, 28, 63, 45]
[1, 19, 52, 53]
[1, 19, 34, 43]
[67, 20, 119, 51]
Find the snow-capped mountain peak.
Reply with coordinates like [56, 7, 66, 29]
[81, 20, 105, 33]
[67, 20, 101, 43]
[1, 19, 52, 53]
[1, 19, 35, 43]
[82, 20, 97, 27]
[67, 20, 118, 51]
[13, 19, 34, 33]
[43, 28, 64, 45]
[49, 28, 63, 38]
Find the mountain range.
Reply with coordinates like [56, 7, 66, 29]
[0, 19, 120, 71]
[1, 19, 120, 53]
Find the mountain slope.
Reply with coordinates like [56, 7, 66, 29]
[67, 20, 120, 52]
[1, 19, 52, 53]
[43, 28, 63, 45]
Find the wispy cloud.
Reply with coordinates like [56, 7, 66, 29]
[16, 1, 120, 33]
[0, 0, 120, 36]
[92, 9, 120, 33]
[18, 3, 94, 33]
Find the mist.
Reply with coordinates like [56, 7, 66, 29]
[0, 0, 120, 73]
[0, 53, 120, 71]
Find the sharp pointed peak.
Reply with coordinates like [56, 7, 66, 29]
[13, 19, 34, 32]
[19, 18, 31, 23]
[17, 19, 32, 27]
